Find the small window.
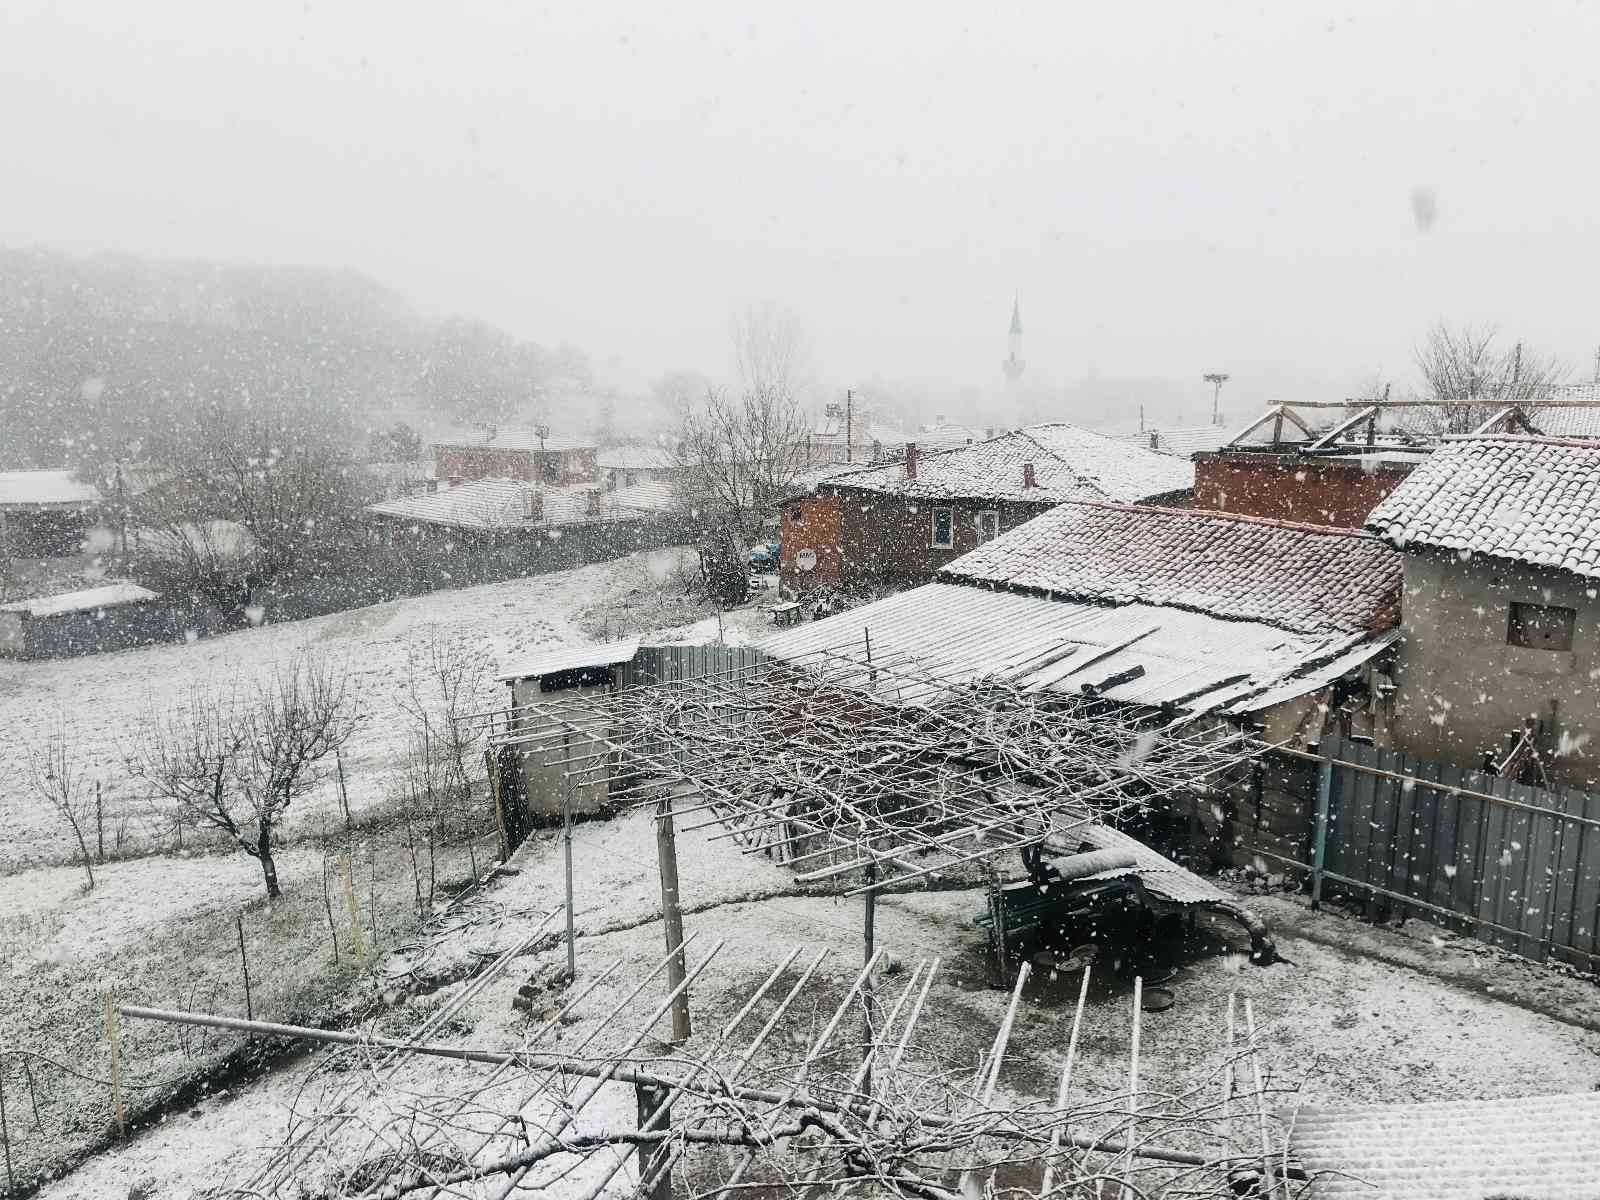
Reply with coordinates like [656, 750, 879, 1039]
[788, 507, 803, 522]
[1508, 602, 1575, 651]
[976, 511, 999, 544]
[931, 507, 954, 548]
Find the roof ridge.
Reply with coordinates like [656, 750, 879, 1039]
[1057, 498, 1387, 541]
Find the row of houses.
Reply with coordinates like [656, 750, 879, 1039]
[763, 401, 1600, 803]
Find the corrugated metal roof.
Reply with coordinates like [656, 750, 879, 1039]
[1292, 1089, 1600, 1199]
[758, 583, 1383, 715]
[497, 637, 642, 681]
[0, 469, 101, 507]
[1, 582, 159, 618]
[1064, 822, 1233, 906]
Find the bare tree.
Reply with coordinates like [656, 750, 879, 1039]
[395, 626, 493, 839]
[674, 386, 808, 605]
[29, 714, 96, 890]
[729, 300, 812, 402]
[1412, 322, 1567, 434]
[127, 655, 359, 899]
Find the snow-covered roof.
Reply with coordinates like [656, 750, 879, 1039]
[1365, 435, 1600, 576]
[915, 422, 990, 451]
[1108, 425, 1236, 459]
[368, 479, 533, 529]
[759, 581, 1393, 716]
[1292, 1089, 1600, 1200]
[814, 423, 1194, 505]
[435, 427, 595, 453]
[0, 469, 101, 507]
[1, 582, 159, 618]
[366, 478, 675, 531]
[596, 445, 678, 471]
[498, 637, 642, 681]
[943, 501, 1400, 637]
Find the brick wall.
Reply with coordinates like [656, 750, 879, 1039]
[1192, 452, 1414, 528]
[780, 487, 1055, 597]
[434, 446, 534, 482]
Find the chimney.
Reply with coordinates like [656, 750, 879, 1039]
[485, 423, 497, 443]
[904, 443, 919, 479]
[587, 488, 603, 516]
[1022, 461, 1036, 489]
[525, 489, 543, 522]
[447, 476, 463, 490]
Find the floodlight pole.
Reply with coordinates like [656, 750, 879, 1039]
[1204, 372, 1230, 426]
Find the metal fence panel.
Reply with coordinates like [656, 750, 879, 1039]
[1315, 736, 1600, 969]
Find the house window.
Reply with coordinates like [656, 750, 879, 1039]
[976, 511, 999, 544]
[1507, 602, 1575, 651]
[931, 508, 954, 549]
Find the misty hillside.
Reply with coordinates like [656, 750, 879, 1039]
[0, 246, 591, 468]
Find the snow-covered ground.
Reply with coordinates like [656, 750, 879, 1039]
[37, 809, 1600, 1199]
[0, 547, 710, 872]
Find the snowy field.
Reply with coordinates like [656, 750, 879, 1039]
[0, 547, 718, 872]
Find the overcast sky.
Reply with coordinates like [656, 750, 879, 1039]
[3, 1, 1599, 420]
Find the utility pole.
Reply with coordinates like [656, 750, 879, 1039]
[1203, 373, 1231, 427]
[845, 389, 854, 464]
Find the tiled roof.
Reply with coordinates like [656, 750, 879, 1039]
[1109, 425, 1236, 459]
[821, 424, 1194, 505]
[0, 469, 101, 507]
[916, 422, 990, 450]
[1364, 435, 1600, 576]
[434, 428, 594, 453]
[941, 501, 1400, 637]
[1293, 1090, 1600, 1200]
[366, 479, 673, 531]
[1515, 402, 1600, 440]
[596, 445, 677, 471]
[1, 582, 159, 618]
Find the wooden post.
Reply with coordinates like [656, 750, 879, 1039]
[0, 1051, 15, 1197]
[335, 749, 352, 836]
[1311, 750, 1334, 910]
[95, 780, 104, 863]
[634, 1079, 673, 1200]
[340, 854, 367, 968]
[103, 991, 125, 1139]
[563, 730, 576, 980]
[655, 793, 691, 1042]
[861, 858, 878, 1082]
[236, 913, 253, 1023]
[487, 747, 509, 863]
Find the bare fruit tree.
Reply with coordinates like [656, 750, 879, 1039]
[1412, 322, 1566, 434]
[395, 625, 493, 838]
[28, 714, 97, 891]
[127, 654, 360, 899]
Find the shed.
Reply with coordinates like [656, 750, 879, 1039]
[497, 638, 643, 819]
[0, 582, 171, 659]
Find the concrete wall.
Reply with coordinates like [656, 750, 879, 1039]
[779, 488, 1054, 597]
[1391, 549, 1600, 788]
[1192, 452, 1414, 528]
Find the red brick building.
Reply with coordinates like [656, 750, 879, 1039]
[434, 427, 597, 487]
[779, 424, 1194, 598]
[1191, 449, 1423, 528]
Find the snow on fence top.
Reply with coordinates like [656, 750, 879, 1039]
[0, 581, 159, 618]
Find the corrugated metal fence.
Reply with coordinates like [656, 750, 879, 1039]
[1311, 735, 1600, 970]
[616, 644, 770, 768]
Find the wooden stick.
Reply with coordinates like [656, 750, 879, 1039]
[236, 913, 253, 1023]
[1040, 963, 1092, 1197]
[1124, 976, 1142, 1200]
[340, 854, 367, 969]
[0, 1052, 15, 1197]
[104, 990, 125, 1139]
[1244, 999, 1275, 1198]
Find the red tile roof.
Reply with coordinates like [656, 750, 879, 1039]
[941, 501, 1401, 636]
[1365, 435, 1600, 576]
